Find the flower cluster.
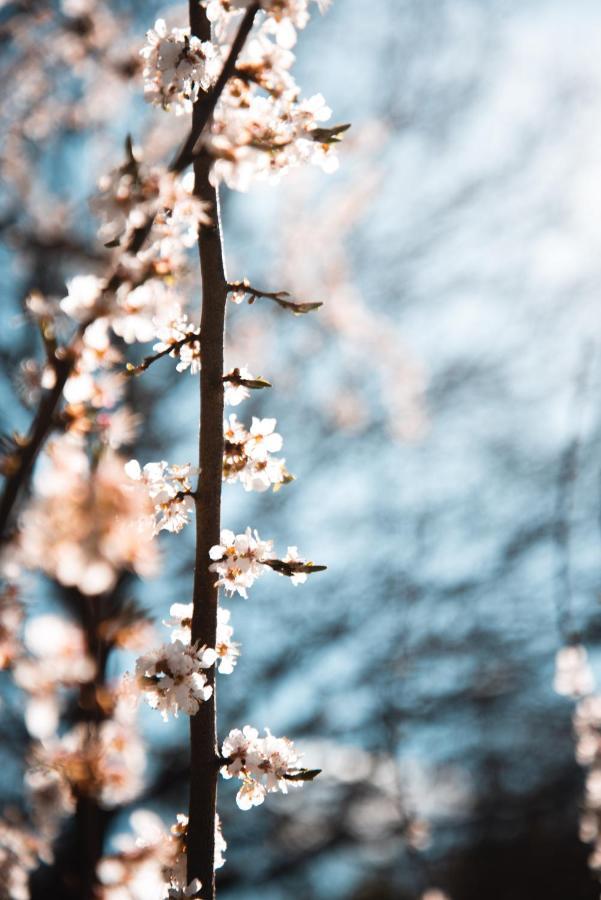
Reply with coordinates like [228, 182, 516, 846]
[20, 437, 157, 596]
[210, 86, 339, 190]
[209, 527, 319, 596]
[221, 725, 303, 809]
[205, 0, 330, 49]
[223, 366, 267, 406]
[1, 0, 332, 886]
[140, 19, 220, 115]
[223, 414, 291, 492]
[0, 820, 48, 900]
[165, 603, 240, 674]
[28, 714, 146, 812]
[141, 2, 343, 192]
[209, 527, 273, 597]
[93, 157, 209, 252]
[554, 644, 595, 699]
[96, 810, 225, 899]
[125, 459, 196, 534]
[553, 645, 601, 878]
[133, 640, 216, 720]
[13, 614, 96, 740]
[152, 311, 201, 374]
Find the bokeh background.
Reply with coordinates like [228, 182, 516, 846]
[3, 1, 601, 897]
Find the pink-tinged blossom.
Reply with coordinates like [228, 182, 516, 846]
[30, 715, 146, 810]
[20, 437, 157, 594]
[0, 820, 48, 900]
[63, 317, 122, 408]
[125, 459, 196, 535]
[209, 528, 273, 597]
[14, 614, 96, 739]
[0, 586, 23, 670]
[96, 811, 223, 899]
[221, 726, 303, 809]
[140, 19, 220, 115]
[60, 273, 105, 322]
[96, 810, 177, 900]
[209, 528, 320, 594]
[25, 766, 76, 842]
[15, 358, 57, 407]
[133, 640, 216, 720]
[97, 406, 142, 450]
[93, 160, 210, 294]
[554, 644, 595, 699]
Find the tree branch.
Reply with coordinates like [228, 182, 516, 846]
[227, 279, 323, 315]
[126, 331, 201, 376]
[185, 4, 256, 896]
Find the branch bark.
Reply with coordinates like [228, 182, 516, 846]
[186, 5, 235, 896]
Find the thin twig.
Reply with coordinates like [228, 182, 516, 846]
[126, 331, 201, 375]
[227, 279, 323, 315]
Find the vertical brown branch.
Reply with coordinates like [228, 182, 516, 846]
[186, 7, 227, 898]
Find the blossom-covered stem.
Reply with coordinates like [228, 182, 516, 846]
[186, 6, 231, 896]
[0, 352, 72, 543]
[170, 3, 260, 174]
[128, 330, 201, 375]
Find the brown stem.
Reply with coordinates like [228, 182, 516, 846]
[186, 5, 240, 896]
[74, 591, 110, 900]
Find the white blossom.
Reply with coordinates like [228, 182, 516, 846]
[210, 86, 338, 191]
[153, 310, 201, 374]
[20, 438, 157, 594]
[140, 19, 220, 115]
[222, 414, 290, 492]
[60, 274, 105, 322]
[223, 366, 254, 406]
[164, 603, 240, 674]
[221, 726, 304, 809]
[164, 879, 203, 900]
[30, 715, 146, 810]
[281, 546, 307, 585]
[134, 640, 216, 720]
[209, 527, 273, 597]
[125, 459, 196, 535]
[554, 644, 595, 699]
